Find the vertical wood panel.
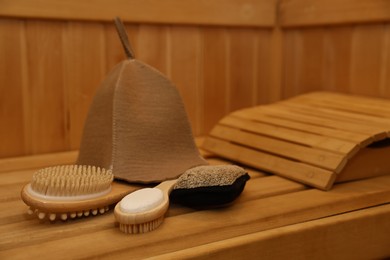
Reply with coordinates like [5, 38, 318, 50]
[24, 20, 66, 154]
[136, 25, 168, 75]
[323, 26, 353, 92]
[298, 29, 326, 93]
[201, 27, 229, 134]
[63, 22, 106, 149]
[169, 26, 202, 135]
[350, 24, 386, 96]
[350, 25, 384, 96]
[0, 19, 26, 157]
[282, 29, 302, 98]
[228, 28, 257, 111]
[382, 24, 390, 97]
[256, 29, 273, 104]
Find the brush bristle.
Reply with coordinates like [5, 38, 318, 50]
[174, 165, 246, 189]
[118, 216, 164, 234]
[30, 165, 113, 196]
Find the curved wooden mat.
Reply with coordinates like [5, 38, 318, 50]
[203, 91, 390, 190]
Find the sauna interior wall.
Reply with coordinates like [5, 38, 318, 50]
[1, 0, 390, 158]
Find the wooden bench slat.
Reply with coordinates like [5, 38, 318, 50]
[210, 124, 347, 171]
[203, 137, 335, 190]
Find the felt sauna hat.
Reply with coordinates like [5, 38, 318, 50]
[77, 18, 208, 183]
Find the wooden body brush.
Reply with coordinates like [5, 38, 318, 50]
[21, 165, 139, 221]
[114, 165, 250, 234]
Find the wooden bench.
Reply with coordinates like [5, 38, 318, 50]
[1, 148, 389, 259]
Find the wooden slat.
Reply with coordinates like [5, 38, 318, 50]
[259, 105, 388, 140]
[0, 151, 78, 173]
[0, 0, 276, 27]
[63, 22, 106, 149]
[24, 20, 67, 154]
[232, 108, 372, 145]
[201, 27, 229, 134]
[170, 26, 202, 135]
[210, 125, 346, 171]
[0, 19, 26, 157]
[256, 30, 274, 104]
[278, 101, 390, 130]
[292, 92, 390, 118]
[154, 204, 390, 260]
[228, 28, 257, 111]
[220, 115, 357, 155]
[323, 26, 353, 92]
[2, 175, 389, 258]
[350, 25, 386, 96]
[203, 137, 335, 190]
[280, 0, 390, 27]
[136, 25, 168, 75]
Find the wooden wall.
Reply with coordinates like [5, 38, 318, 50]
[1, 0, 390, 158]
[280, 0, 390, 99]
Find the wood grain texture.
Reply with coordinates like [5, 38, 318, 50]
[63, 22, 106, 149]
[169, 26, 202, 135]
[0, 0, 276, 27]
[0, 152, 389, 258]
[280, 0, 390, 27]
[282, 24, 390, 99]
[201, 27, 229, 134]
[24, 20, 67, 154]
[228, 28, 257, 111]
[1, 4, 390, 158]
[155, 204, 390, 260]
[0, 19, 26, 157]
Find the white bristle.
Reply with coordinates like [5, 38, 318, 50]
[84, 211, 90, 217]
[118, 216, 164, 234]
[77, 212, 83, 217]
[92, 209, 98, 215]
[99, 208, 105, 214]
[70, 212, 77, 218]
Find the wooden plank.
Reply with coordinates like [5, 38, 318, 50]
[258, 105, 388, 140]
[322, 26, 353, 92]
[382, 24, 390, 97]
[0, 19, 26, 157]
[24, 20, 67, 155]
[136, 25, 168, 75]
[2, 175, 389, 258]
[350, 24, 386, 96]
[201, 27, 229, 134]
[232, 108, 372, 145]
[169, 26, 202, 135]
[0, 151, 78, 173]
[266, 27, 282, 103]
[278, 101, 390, 129]
[228, 28, 257, 111]
[0, 0, 276, 27]
[210, 125, 346, 171]
[292, 92, 390, 118]
[63, 21, 106, 150]
[220, 116, 357, 155]
[280, 0, 390, 27]
[203, 137, 335, 190]
[154, 204, 390, 259]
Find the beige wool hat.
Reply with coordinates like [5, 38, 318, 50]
[77, 18, 208, 183]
